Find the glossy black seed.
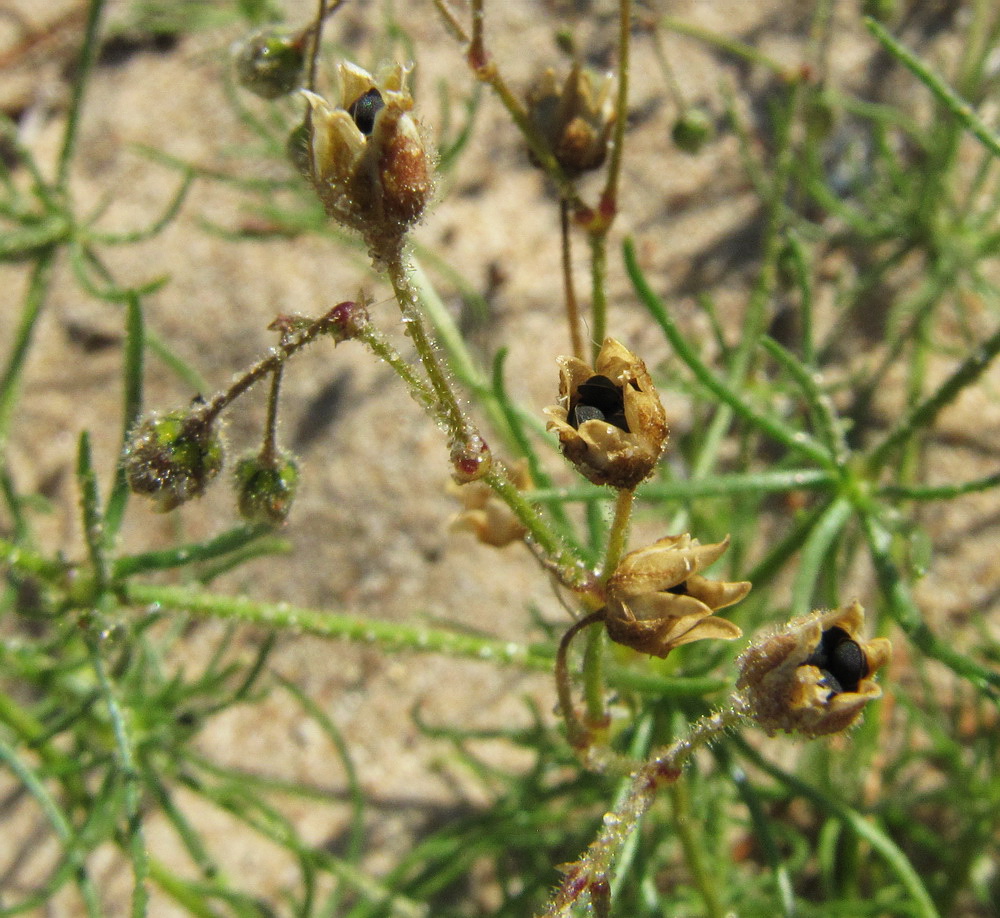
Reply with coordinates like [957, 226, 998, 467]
[666, 580, 689, 596]
[830, 637, 867, 693]
[803, 625, 868, 696]
[348, 88, 385, 135]
[578, 375, 624, 414]
[569, 404, 606, 427]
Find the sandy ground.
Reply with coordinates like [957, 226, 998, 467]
[2, 0, 999, 912]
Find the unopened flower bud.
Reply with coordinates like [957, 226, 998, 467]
[124, 409, 224, 511]
[450, 433, 492, 484]
[302, 62, 432, 253]
[605, 534, 748, 658]
[234, 451, 300, 526]
[737, 602, 891, 738]
[544, 338, 668, 490]
[233, 27, 306, 99]
[322, 298, 371, 341]
[671, 108, 713, 154]
[526, 64, 615, 176]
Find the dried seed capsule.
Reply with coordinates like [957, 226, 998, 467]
[604, 533, 748, 658]
[525, 64, 615, 176]
[545, 338, 668, 490]
[302, 62, 432, 254]
[737, 602, 891, 738]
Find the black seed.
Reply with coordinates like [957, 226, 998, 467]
[603, 410, 629, 431]
[348, 88, 384, 135]
[570, 404, 606, 427]
[818, 668, 843, 696]
[830, 637, 867, 693]
[578, 375, 624, 414]
[666, 580, 689, 596]
[804, 645, 829, 669]
[804, 625, 868, 696]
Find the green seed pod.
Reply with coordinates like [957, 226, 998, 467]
[234, 451, 300, 526]
[124, 410, 224, 512]
[233, 27, 306, 100]
[671, 108, 714, 155]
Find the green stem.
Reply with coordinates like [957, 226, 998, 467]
[541, 700, 748, 918]
[122, 582, 555, 670]
[601, 0, 632, 219]
[581, 623, 607, 729]
[589, 232, 608, 363]
[660, 15, 788, 73]
[481, 466, 591, 590]
[859, 510, 1000, 700]
[586, 0, 632, 361]
[789, 496, 852, 616]
[561, 199, 585, 359]
[201, 303, 354, 424]
[385, 254, 476, 447]
[261, 362, 284, 462]
[877, 471, 1000, 501]
[555, 611, 606, 747]
[603, 488, 634, 577]
[355, 321, 435, 413]
[528, 468, 835, 504]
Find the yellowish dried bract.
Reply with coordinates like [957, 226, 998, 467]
[605, 534, 748, 658]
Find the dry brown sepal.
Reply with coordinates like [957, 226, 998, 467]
[736, 601, 891, 738]
[448, 460, 531, 548]
[302, 62, 432, 252]
[526, 64, 615, 176]
[544, 337, 668, 490]
[605, 534, 748, 658]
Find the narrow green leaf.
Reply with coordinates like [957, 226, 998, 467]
[104, 292, 145, 540]
[865, 18, 1000, 160]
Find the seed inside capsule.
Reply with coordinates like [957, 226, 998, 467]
[569, 375, 629, 432]
[348, 88, 385, 135]
[804, 625, 868, 696]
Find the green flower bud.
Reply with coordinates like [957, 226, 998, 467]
[233, 27, 306, 100]
[124, 409, 224, 512]
[234, 451, 300, 526]
[671, 108, 714, 155]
